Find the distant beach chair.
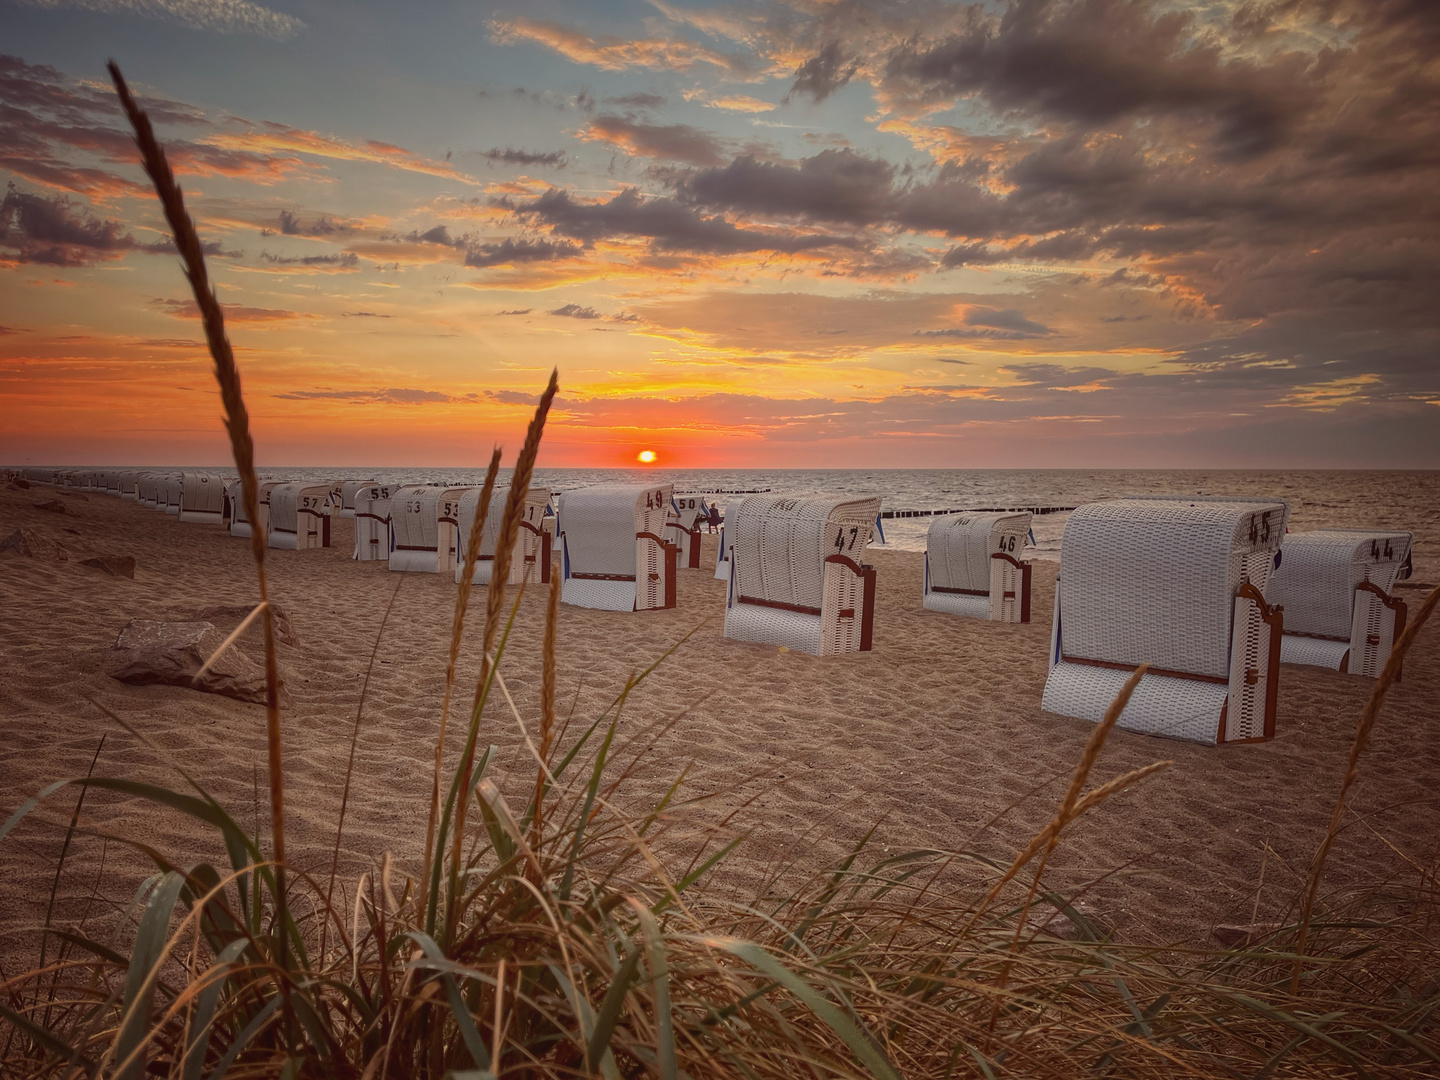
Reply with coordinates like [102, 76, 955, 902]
[713, 499, 737, 580]
[268, 482, 337, 550]
[558, 484, 677, 611]
[136, 473, 160, 509]
[158, 474, 183, 515]
[229, 480, 283, 539]
[118, 471, 141, 501]
[723, 494, 882, 655]
[353, 483, 394, 561]
[923, 511, 1033, 622]
[1042, 495, 1289, 745]
[177, 472, 225, 524]
[454, 486, 552, 585]
[1267, 530, 1413, 678]
[389, 485, 474, 572]
[339, 480, 377, 520]
[666, 495, 710, 569]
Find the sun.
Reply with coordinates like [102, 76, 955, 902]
[637, 449, 657, 464]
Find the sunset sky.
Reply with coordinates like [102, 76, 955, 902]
[2, 0, 1436, 469]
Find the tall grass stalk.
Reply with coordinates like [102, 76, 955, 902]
[108, 58, 290, 992]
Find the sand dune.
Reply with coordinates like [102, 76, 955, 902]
[1, 482, 1436, 954]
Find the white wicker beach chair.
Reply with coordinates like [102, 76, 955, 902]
[1268, 530, 1413, 678]
[1042, 496, 1290, 745]
[923, 512, 1033, 622]
[558, 484, 677, 611]
[118, 471, 141, 500]
[229, 480, 283, 539]
[177, 472, 225, 524]
[454, 486, 553, 585]
[353, 483, 394, 561]
[339, 480, 376, 520]
[159, 474, 183, 515]
[666, 495, 711, 570]
[388, 485, 474, 573]
[723, 494, 882, 656]
[268, 482, 336, 550]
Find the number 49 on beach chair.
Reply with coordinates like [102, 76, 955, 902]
[1042, 496, 1290, 745]
[558, 484, 678, 611]
[723, 495, 882, 656]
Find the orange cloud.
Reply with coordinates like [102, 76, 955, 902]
[205, 126, 474, 184]
[490, 16, 751, 75]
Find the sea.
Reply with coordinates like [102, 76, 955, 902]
[192, 467, 1438, 569]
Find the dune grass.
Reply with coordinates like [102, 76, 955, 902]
[0, 64, 1437, 1079]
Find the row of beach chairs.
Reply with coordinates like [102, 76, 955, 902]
[18, 469, 1416, 747]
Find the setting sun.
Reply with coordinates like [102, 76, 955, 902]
[637, 450, 657, 463]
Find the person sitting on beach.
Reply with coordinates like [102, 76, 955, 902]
[707, 505, 721, 533]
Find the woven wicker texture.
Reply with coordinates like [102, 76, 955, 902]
[1043, 495, 1289, 745]
[352, 484, 393, 561]
[1279, 634, 1351, 670]
[388, 485, 474, 573]
[338, 480, 376, 519]
[177, 472, 224, 523]
[923, 511, 1032, 621]
[1057, 497, 1287, 677]
[455, 487, 552, 585]
[559, 484, 674, 611]
[157, 474, 183, 515]
[267, 483, 334, 551]
[1268, 530, 1412, 639]
[724, 494, 881, 656]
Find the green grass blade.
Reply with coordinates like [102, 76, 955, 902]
[586, 943, 642, 1072]
[560, 716, 620, 902]
[406, 931, 491, 1072]
[632, 904, 676, 1080]
[115, 870, 187, 1080]
[182, 939, 248, 1080]
[708, 937, 902, 1080]
[0, 780, 70, 844]
[204, 994, 281, 1080]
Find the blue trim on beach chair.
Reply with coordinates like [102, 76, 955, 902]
[874, 514, 886, 545]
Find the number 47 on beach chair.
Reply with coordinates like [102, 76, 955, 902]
[723, 495, 882, 656]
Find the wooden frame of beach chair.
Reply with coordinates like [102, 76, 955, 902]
[177, 471, 225, 524]
[723, 494, 882, 656]
[923, 511, 1034, 623]
[1268, 529, 1413, 678]
[353, 483, 394, 561]
[558, 484, 678, 612]
[388, 485, 474, 573]
[454, 486, 552, 586]
[339, 479, 377, 520]
[268, 482, 335, 550]
[1042, 496, 1290, 745]
[666, 495, 709, 569]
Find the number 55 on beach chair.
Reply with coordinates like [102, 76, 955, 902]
[1267, 529, 1413, 678]
[723, 495, 882, 656]
[923, 511, 1033, 622]
[1042, 496, 1290, 745]
[558, 484, 678, 612]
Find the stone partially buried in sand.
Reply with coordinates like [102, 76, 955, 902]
[109, 619, 272, 704]
[193, 603, 299, 647]
[80, 555, 137, 579]
[0, 528, 68, 561]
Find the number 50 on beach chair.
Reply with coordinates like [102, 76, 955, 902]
[1042, 496, 1290, 745]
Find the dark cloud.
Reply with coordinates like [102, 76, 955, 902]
[260, 250, 360, 267]
[266, 209, 353, 237]
[603, 92, 666, 109]
[917, 306, 1054, 342]
[581, 115, 729, 167]
[342, 311, 392, 318]
[486, 389, 543, 404]
[481, 147, 567, 167]
[0, 185, 231, 265]
[507, 186, 859, 256]
[155, 298, 307, 322]
[464, 236, 581, 268]
[497, 308, 532, 315]
[788, 41, 859, 103]
[549, 303, 601, 319]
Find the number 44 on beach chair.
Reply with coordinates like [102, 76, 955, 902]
[1042, 496, 1290, 745]
[723, 495, 882, 656]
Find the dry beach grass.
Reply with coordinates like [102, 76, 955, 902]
[0, 64, 1438, 1078]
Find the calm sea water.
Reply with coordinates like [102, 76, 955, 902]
[191, 468, 1437, 571]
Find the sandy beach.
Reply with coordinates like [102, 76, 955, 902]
[2, 480, 1437, 954]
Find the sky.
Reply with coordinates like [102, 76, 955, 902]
[1, 0, 1436, 469]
